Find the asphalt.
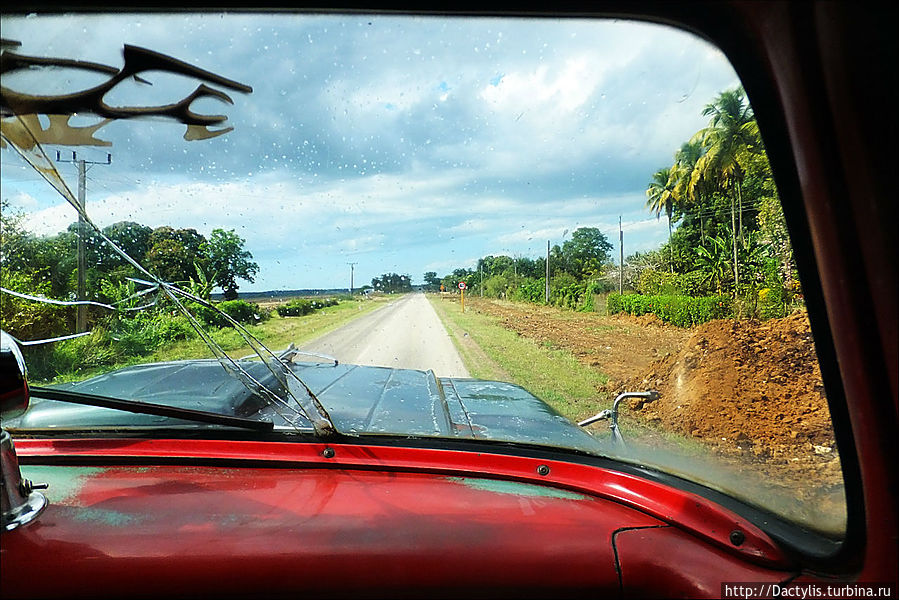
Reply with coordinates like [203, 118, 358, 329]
[299, 293, 470, 377]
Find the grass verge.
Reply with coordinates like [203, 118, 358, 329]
[428, 294, 608, 421]
[152, 296, 390, 361]
[39, 297, 390, 383]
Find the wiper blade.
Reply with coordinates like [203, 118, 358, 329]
[29, 386, 274, 432]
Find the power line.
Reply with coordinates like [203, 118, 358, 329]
[56, 151, 112, 332]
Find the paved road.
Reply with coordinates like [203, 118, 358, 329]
[300, 293, 469, 377]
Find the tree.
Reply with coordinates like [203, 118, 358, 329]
[477, 255, 514, 277]
[441, 268, 474, 293]
[144, 227, 208, 285]
[98, 221, 153, 271]
[690, 86, 760, 293]
[371, 273, 412, 294]
[645, 167, 677, 272]
[204, 229, 258, 300]
[423, 271, 441, 291]
[670, 140, 711, 245]
[560, 227, 613, 280]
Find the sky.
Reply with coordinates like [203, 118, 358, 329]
[1, 12, 740, 292]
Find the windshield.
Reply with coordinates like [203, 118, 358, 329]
[0, 12, 845, 536]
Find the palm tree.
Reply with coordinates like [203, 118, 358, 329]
[646, 167, 677, 272]
[671, 140, 708, 243]
[690, 86, 760, 293]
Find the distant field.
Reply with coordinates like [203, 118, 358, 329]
[243, 292, 387, 311]
[213, 289, 358, 303]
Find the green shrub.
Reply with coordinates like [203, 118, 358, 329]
[23, 328, 120, 382]
[637, 269, 669, 296]
[607, 293, 731, 327]
[758, 260, 786, 319]
[277, 297, 338, 317]
[111, 313, 196, 356]
[678, 270, 711, 297]
[218, 299, 268, 325]
[606, 291, 625, 315]
[578, 281, 615, 312]
[278, 299, 313, 317]
[308, 297, 338, 310]
[190, 299, 266, 327]
[512, 278, 545, 303]
[0, 267, 70, 342]
[638, 268, 712, 297]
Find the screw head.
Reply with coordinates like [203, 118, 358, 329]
[536, 464, 550, 476]
[729, 530, 745, 546]
[322, 447, 336, 459]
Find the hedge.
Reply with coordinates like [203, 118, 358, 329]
[192, 299, 269, 328]
[276, 297, 339, 317]
[607, 293, 731, 327]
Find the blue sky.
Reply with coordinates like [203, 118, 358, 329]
[1, 13, 739, 291]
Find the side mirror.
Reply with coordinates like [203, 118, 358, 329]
[578, 390, 660, 447]
[1, 330, 48, 531]
[0, 331, 29, 420]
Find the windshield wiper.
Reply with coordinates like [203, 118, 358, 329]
[29, 386, 275, 432]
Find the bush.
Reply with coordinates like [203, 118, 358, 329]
[218, 299, 268, 325]
[278, 299, 313, 317]
[111, 313, 196, 356]
[191, 299, 267, 327]
[637, 269, 671, 296]
[277, 297, 338, 317]
[758, 260, 786, 319]
[23, 328, 119, 382]
[0, 267, 70, 342]
[607, 293, 731, 327]
[309, 297, 339, 310]
[483, 274, 513, 298]
[577, 281, 615, 312]
[638, 268, 712, 297]
[512, 278, 545, 303]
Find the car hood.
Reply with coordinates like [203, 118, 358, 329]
[17, 360, 603, 453]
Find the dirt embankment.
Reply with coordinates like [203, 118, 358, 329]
[467, 298, 838, 468]
[465, 298, 845, 531]
[619, 313, 835, 455]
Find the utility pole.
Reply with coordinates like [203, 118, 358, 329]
[479, 262, 483, 298]
[545, 240, 550, 303]
[347, 262, 358, 295]
[619, 216, 624, 295]
[57, 150, 111, 332]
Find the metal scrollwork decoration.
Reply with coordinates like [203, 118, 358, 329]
[0, 38, 253, 147]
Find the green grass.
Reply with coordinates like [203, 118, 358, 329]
[37, 297, 390, 383]
[428, 295, 609, 421]
[428, 295, 708, 452]
[151, 297, 389, 362]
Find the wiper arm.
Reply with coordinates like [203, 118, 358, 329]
[239, 343, 339, 367]
[29, 386, 275, 432]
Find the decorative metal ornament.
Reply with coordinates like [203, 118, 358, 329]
[0, 40, 252, 145]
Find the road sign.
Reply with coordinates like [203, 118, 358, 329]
[458, 282, 467, 290]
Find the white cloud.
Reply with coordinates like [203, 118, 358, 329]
[5, 191, 40, 213]
[1, 12, 741, 289]
[480, 56, 601, 114]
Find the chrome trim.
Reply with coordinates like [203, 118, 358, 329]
[1, 429, 48, 532]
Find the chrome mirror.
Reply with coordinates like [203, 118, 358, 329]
[0, 331, 29, 420]
[1, 330, 48, 531]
